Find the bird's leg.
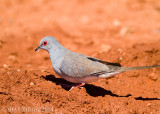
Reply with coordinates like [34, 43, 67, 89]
[61, 82, 85, 91]
[73, 82, 85, 88]
[68, 82, 85, 91]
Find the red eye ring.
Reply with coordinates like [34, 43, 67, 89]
[42, 41, 48, 46]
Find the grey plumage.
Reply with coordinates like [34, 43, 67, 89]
[35, 36, 160, 84]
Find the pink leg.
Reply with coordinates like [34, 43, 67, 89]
[73, 82, 85, 88]
[69, 82, 85, 91]
[62, 82, 85, 91]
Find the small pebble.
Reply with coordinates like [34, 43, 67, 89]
[120, 57, 123, 60]
[149, 73, 158, 81]
[120, 27, 135, 35]
[148, 103, 151, 107]
[3, 64, 10, 68]
[113, 20, 120, 26]
[3, 64, 7, 68]
[120, 27, 127, 35]
[117, 48, 123, 53]
[30, 82, 34, 86]
[127, 85, 130, 87]
[17, 69, 20, 72]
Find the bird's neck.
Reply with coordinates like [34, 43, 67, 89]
[48, 46, 68, 65]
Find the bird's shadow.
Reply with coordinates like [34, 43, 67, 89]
[41, 74, 160, 100]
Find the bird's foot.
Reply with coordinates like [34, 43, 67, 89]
[61, 82, 85, 91]
[69, 82, 85, 91]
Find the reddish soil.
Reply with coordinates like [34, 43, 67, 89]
[0, 0, 160, 113]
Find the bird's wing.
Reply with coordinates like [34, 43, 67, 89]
[87, 57, 121, 76]
[60, 52, 121, 77]
[87, 57, 121, 67]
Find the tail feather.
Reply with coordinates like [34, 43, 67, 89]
[98, 65, 160, 78]
[119, 65, 160, 72]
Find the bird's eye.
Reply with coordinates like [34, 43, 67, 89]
[42, 41, 48, 46]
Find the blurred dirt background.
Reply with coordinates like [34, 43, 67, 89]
[0, 0, 160, 113]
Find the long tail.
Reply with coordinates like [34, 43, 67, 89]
[119, 65, 160, 72]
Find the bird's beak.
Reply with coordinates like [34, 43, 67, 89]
[35, 46, 41, 52]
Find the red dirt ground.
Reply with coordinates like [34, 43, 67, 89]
[0, 0, 160, 113]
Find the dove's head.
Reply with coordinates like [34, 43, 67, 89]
[35, 36, 63, 52]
